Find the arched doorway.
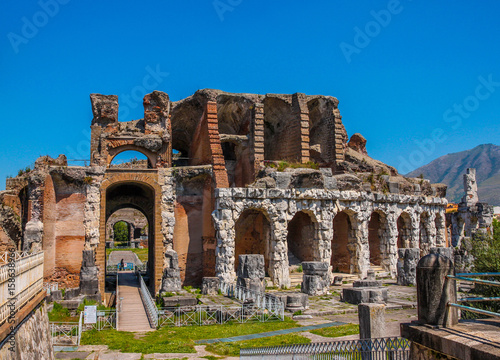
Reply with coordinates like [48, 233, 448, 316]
[287, 211, 318, 267]
[332, 211, 355, 273]
[97, 173, 163, 297]
[397, 212, 411, 249]
[234, 209, 271, 275]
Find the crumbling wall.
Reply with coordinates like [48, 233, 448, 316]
[213, 187, 447, 285]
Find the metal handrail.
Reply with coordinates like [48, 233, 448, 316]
[219, 281, 284, 321]
[138, 273, 158, 328]
[240, 336, 410, 358]
[116, 272, 120, 330]
[447, 272, 500, 318]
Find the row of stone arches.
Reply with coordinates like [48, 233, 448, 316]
[231, 207, 446, 280]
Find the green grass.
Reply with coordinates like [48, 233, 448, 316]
[48, 302, 79, 322]
[81, 317, 299, 354]
[310, 323, 359, 338]
[106, 247, 149, 262]
[206, 334, 311, 357]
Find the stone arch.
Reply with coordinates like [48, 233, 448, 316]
[97, 172, 163, 297]
[397, 212, 412, 249]
[107, 145, 156, 168]
[332, 210, 357, 274]
[368, 210, 390, 270]
[286, 210, 319, 265]
[234, 208, 272, 276]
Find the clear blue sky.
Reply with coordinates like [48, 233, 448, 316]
[1, 1, 500, 189]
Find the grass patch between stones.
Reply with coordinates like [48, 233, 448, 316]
[205, 334, 311, 357]
[310, 323, 359, 338]
[80, 318, 298, 354]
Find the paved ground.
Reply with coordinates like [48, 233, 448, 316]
[55, 279, 418, 359]
[108, 250, 142, 266]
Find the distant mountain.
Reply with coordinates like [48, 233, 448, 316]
[406, 144, 500, 206]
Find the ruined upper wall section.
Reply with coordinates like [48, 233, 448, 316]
[90, 91, 172, 168]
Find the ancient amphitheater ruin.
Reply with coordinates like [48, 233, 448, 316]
[0, 89, 452, 299]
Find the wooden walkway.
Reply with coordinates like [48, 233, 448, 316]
[117, 272, 155, 332]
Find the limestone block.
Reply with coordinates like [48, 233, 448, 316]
[237, 254, 265, 279]
[161, 249, 181, 292]
[302, 261, 329, 276]
[342, 287, 388, 305]
[64, 288, 81, 300]
[301, 274, 329, 296]
[397, 248, 420, 286]
[202, 277, 220, 295]
[417, 254, 458, 326]
[285, 293, 309, 312]
[358, 303, 386, 339]
[162, 296, 198, 307]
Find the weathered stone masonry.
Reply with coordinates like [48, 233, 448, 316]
[213, 187, 446, 287]
[0, 88, 450, 298]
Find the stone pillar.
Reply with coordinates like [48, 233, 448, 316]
[237, 254, 266, 293]
[79, 249, 100, 297]
[416, 253, 458, 326]
[355, 213, 370, 278]
[396, 248, 419, 286]
[462, 168, 479, 205]
[161, 249, 181, 292]
[358, 303, 386, 339]
[387, 213, 399, 279]
[301, 261, 329, 295]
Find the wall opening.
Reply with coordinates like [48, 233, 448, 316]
[397, 212, 411, 249]
[332, 211, 354, 273]
[368, 211, 389, 269]
[105, 182, 155, 293]
[234, 209, 271, 275]
[106, 208, 149, 279]
[109, 150, 151, 169]
[287, 211, 318, 267]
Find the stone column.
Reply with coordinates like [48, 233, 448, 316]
[396, 248, 419, 286]
[301, 261, 329, 295]
[237, 254, 265, 292]
[409, 212, 420, 248]
[356, 213, 370, 279]
[160, 249, 181, 292]
[386, 213, 399, 278]
[79, 249, 100, 298]
[358, 303, 386, 339]
[416, 253, 458, 326]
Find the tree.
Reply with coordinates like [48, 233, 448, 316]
[463, 219, 500, 318]
[113, 221, 129, 245]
